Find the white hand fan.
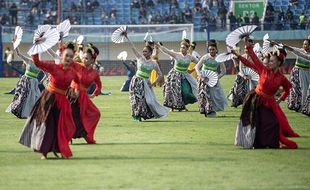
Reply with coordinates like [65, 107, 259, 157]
[226, 25, 257, 47]
[77, 35, 84, 45]
[263, 33, 269, 41]
[79, 50, 83, 60]
[56, 19, 71, 39]
[6, 53, 13, 64]
[262, 40, 276, 53]
[111, 25, 127, 44]
[27, 25, 59, 56]
[182, 30, 187, 39]
[215, 52, 234, 62]
[201, 70, 218, 87]
[13, 26, 23, 50]
[117, 51, 128, 61]
[144, 32, 149, 41]
[242, 67, 259, 82]
[253, 43, 262, 53]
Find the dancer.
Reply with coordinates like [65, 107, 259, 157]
[121, 60, 136, 92]
[125, 33, 168, 121]
[188, 41, 200, 78]
[19, 42, 79, 159]
[6, 47, 41, 118]
[158, 39, 198, 111]
[233, 43, 299, 149]
[284, 40, 310, 116]
[195, 40, 227, 117]
[149, 44, 165, 87]
[69, 43, 102, 144]
[230, 39, 258, 108]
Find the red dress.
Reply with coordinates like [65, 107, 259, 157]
[32, 54, 78, 157]
[237, 46, 300, 149]
[70, 62, 102, 143]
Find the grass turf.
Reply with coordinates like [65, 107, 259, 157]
[0, 76, 309, 190]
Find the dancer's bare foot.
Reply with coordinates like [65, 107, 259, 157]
[41, 154, 47, 160]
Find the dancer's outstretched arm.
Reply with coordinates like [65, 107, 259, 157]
[156, 43, 179, 59]
[218, 62, 226, 79]
[15, 47, 32, 64]
[125, 33, 142, 59]
[285, 45, 310, 60]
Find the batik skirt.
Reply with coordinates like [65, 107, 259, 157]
[130, 76, 168, 120]
[6, 75, 40, 118]
[163, 69, 198, 110]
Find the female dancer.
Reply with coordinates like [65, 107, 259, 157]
[149, 44, 165, 87]
[69, 43, 102, 144]
[230, 39, 258, 108]
[19, 42, 79, 159]
[125, 33, 168, 121]
[195, 40, 227, 117]
[188, 41, 200, 78]
[232, 44, 300, 149]
[285, 39, 310, 116]
[121, 60, 136, 92]
[158, 39, 198, 111]
[6, 47, 41, 118]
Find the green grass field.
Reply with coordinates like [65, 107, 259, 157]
[0, 76, 309, 190]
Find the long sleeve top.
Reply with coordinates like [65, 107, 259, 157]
[70, 62, 102, 96]
[237, 46, 291, 101]
[32, 54, 79, 91]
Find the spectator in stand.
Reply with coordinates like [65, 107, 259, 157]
[183, 7, 193, 23]
[290, 0, 299, 6]
[92, 0, 100, 9]
[237, 14, 244, 27]
[228, 12, 237, 31]
[0, 14, 10, 25]
[110, 7, 117, 18]
[71, 2, 78, 12]
[170, 0, 179, 11]
[9, 3, 18, 25]
[251, 11, 260, 26]
[139, 7, 147, 19]
[299, 12, 306, 30]
[26, 12, 34, 25]
[194, 0, 202, 13]
[0, 0, 6, 8]
[217, 2, 227, 29]
[131, 0, 140, 9]
[264, 9, 274, 30]
[286, 7, 294, 22]
[147, 0, 155, 8]
[201, 0, 210, 12]
[243, 13, 250, 25]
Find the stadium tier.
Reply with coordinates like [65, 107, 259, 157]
[0, 0, 310, 31]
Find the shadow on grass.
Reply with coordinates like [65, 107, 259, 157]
[69, 155, 236, 162]
[71, 142, 232, 146]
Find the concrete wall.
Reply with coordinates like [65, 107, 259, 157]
[2, 39, 306, 61]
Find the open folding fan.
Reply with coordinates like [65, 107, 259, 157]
[76, 35, 84, 45]
[242, 67, 259, 82]
[201, 70, 218, 87]
[6, 53, 13, 64]
[117, 51, 128, 61]
[56, 19, 71, 40]
[13, 26, 23, 50]
[262, 33, 283, 54]
[215, 52, 234, 62]
[226, 25, 257, 47]
[215, 46, 234, 62]
[27, 25, 59, 56]
[253, 43, 262, 54]
[111, 25, 127, 43]
[182, 30, 187, 39]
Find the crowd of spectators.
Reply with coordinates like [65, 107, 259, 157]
[0, 0, 309, 31]
[0, 0, 58, 26]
